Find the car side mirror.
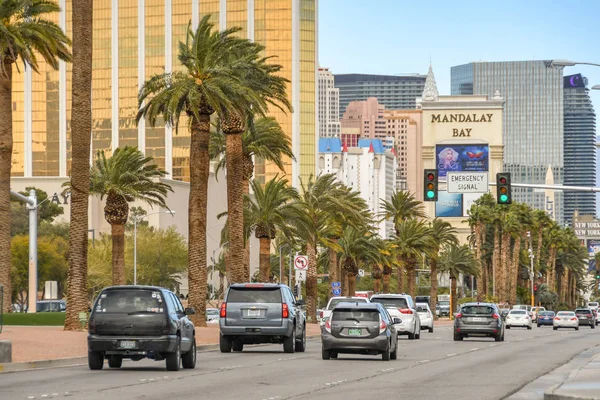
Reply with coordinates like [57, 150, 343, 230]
[296, 299, 305, 306]
[184, 307, 195, 316]
[88, 307, 92, 313]
[393, 317, 402, 324]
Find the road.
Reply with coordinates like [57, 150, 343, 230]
[1, 324, 599, 400]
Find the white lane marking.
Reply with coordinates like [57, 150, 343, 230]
[434, 337, 441, 339]
[27, 397, 35, 399]
[446, 353, 457, 357]
[140, 379, 147, 382]
[489, 344, 496, 347]
[418, 359, 430, 363]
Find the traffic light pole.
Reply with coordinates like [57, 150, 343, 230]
[439, 180, 600, 192]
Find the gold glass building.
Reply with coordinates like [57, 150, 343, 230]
[11, 0, 317, 186]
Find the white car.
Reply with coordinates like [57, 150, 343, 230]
[416, 303, 434, 333]
[505, 309, 532, 329]
[531, 306, 546, 322]
[370, 294, 421, 340]
[553, 311, 579, 330]
[319, 296, 370, 326]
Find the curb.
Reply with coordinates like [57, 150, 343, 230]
[0, 334, 322, 374]
[544, 383, 599, 400]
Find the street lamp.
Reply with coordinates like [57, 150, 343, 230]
[592, 85, 600, 90]
[527, 231, 534, 307]
[132, 209, 175, 285]
[548, 59, 600, 68]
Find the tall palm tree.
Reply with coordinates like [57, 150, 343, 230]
[509, 203, 533, 305]
[439, 244, 480, 318]
[246, 177, 300, 282]
[428, 218, 458, 316]
[64, 0, 90, 330]
[466, 193, 495, 299]
[210, 252, 227, 300]
[337, 227, 379, 295]
[0, 0, 71, 313]
[394, 219, 434, 299]
[532, 210, 552, 275]
[380, 240, 398, 293]
[380, 190, 426, 234]
[498, 208, 519, 303]
[137, 16, 265, 325]
[87, 146, 172, 284]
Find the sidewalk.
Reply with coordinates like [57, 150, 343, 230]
[544, 348, 600, 400]
[0, 323, 323, 365]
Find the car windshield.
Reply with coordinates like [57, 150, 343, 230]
[370, 297, 408, 309]
[327, 298, 368, 310]
[227, 287, 282, 303]
[439, 301, 450, 306]
[416, 304, 429, 312]
[461, 305, 494, 315]
[575, 309, 592, 315]
[513, 305, 529, 310]
[94, 290, 165, 314]
[332, 309, 380, 322]
[509, 310, 526, 315]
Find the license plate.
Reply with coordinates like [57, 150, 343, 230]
[348, 328, 362, 336]
[580, 316, 587, 319]
[472, 317, 483, 322]
[119, 340, 137, 349]
[247, 309, 261, 317]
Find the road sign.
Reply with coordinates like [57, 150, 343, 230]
[358, 269, 365, 277]
[331, 281, 341, 288]
[447, 172, 489, 194]
[294, 255, 308, 270]
[332, 288, 341, 296]
[295, 269, 306, 282]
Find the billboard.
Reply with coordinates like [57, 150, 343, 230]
[564, 74, 586, 89]
[587, 239, 600, 258]
[436, 144, 489, 217]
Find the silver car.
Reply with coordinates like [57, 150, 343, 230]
[370, 294, 421, 339]
[321, 302, 399, 361]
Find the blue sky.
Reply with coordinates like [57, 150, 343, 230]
[318, 0, 600, 110]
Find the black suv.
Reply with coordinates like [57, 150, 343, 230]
[87, 286, 196, 371]
[574, 308, 596, 329]
[219, 283, 306, 353]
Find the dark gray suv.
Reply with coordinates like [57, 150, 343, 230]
[219, 283, 306, 353]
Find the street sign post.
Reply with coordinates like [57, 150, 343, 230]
[332, 288, 341, 296]
[294, 255, 308, 270]
[295, 270, 307, 282]
[447, 172, 489, 194]
[358, 269, 365, 277]
[331, 281, 341, 288]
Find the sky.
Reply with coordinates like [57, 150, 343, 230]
[318, 0, 600, 110]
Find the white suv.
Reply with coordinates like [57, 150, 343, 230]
[370, 294, 421, 340]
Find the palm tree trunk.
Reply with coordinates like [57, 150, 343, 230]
[258, 236, 271, 282]
[429, 258, 439, 319]
[306, 239, 318, 322]
[451, 277, 458, 318]
[547, 248, 557, 292]
[510, 237, 521, 305]
[536, 227, 543, 272]
[348, 274, 357, 296]
[219, 273, 225, 300]
[397, 266, 404, 294]
[341, 270, 349, 296]
[111, 224, 126, 285]
[407, 259, 417, 299]
[226, 133, 246, 283]
[242, 176, 251, 283]
[382, 271, 391, 293]
[500, 231, 510, 304]
[492, 226, 500, 299]
[328, 238, 339, 296]
[187, 114, 211, 327]
[475, 223, 485, 300]
[0, 60, 12, 313]
[64, 0, 93, 330]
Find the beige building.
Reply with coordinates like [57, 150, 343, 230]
[417, 65, 505, 243]
[383, 109, 422, 192]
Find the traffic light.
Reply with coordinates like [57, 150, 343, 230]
[293, 285, 299, 297]
[534, 284, 538, 293]
[424, 169, 438, 201]
[496, 172, 512, 204]
[595, 270, 600, 280]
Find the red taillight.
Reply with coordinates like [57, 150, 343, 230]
[399, 308, 413, 314]
[220, 303, 227, 318]
[554, 317, 560, 321]
[379, 319, 387, 334]
[492, 313, 500, 320]
[455, 313, 463, 319]
[282, 303, 289, 318]
[319, 311, 324, 319]
[571, 317, 578, 321]
[325, 319, 331, 333]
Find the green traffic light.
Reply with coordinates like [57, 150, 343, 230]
[427, 191, 435, 199]
[500, 194, 508, 203]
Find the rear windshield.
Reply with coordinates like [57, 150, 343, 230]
[332, 309, 380, 322]
[509, 310, 526, 315]
[370, 297, 408, 309]
[438, 301, 450, 306]
[327, 298, 368, 310]
[227, 287, 282, 303]
[462, 305, 494, 315]
[416, 304, 429, 312]
[588, 302, 599, 306]
[575, 309, 592, 315]
[37, 301, 66, 312]
[557, 312, 574, 316]
[94, 290, 165, 314]
[539, 311, 555, 316]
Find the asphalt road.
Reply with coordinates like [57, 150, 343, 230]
[2, 324, 599, 400]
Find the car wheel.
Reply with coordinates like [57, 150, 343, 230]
[331, 352, 338, 359]
[390, 342, 398, 360]
[494, 334, 502, 342]
[165, 338, 181, 371]
[575, 327, 579, 331]
[501, 333, 505, 342]
[429, 326, 434, 333]
[537, 324, 541, 328]
[408, 332, 415, 340]
[295, 326, 306, 352]
[322, 349, 331, 360]
[108, 355, 122, 368]
[232, 340, 244, 352]
[182, 339, 196, 369]
[506, 325, 511, 329]
[453, 333, 463, 341]
[283, 326, 295, 353]
[382, 346, 390, 361]
[415, 324, 421, 339]
[553, 327, 558, 330]
[88, 351, 104, 370]
[592, 324, 596, 330]
[219, 334, 233, 353]
[527, 326, 532, 330]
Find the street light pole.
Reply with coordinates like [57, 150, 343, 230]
[528, 231, 535, 307]
[133, 209, 175, 285]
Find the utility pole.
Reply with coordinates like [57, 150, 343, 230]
[528, 231, 535, 307]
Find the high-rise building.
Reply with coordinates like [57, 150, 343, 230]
[318, 68, 340, 138]
[340, 97, 386, 139]
[334, 73, 426, 118]
[563, 74, 596, 223]
[451, 61, 564, 223]
[10, 0, 317, 188]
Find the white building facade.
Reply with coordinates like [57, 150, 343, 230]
[318, 138, 396, 238]
[318, 68, 341, 138]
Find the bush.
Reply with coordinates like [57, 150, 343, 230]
[2, 312, 66, 326]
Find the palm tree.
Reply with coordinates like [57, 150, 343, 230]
[64, 0, 90, 330]
[0, 0, 71, 313]
[379, 240, 398, 293]
[509, 203, 533, 304]
[532, 210, 552, 276]
[466, 193, 495, 299]
[380, 190, 426, 234]
[439, 244, 480, 318]
[246, 177, 300, 282]
[428, 218, 458, 317]
[498, 208, 519, 303]
[337, 227, 379, 295]
[210, 252, 227, 300]
[137, 16, 266, 325]
[86, 146, 172, 285]
[394, 219, 434, 299]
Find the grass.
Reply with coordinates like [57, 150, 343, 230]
[1, 312, 66, 326]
